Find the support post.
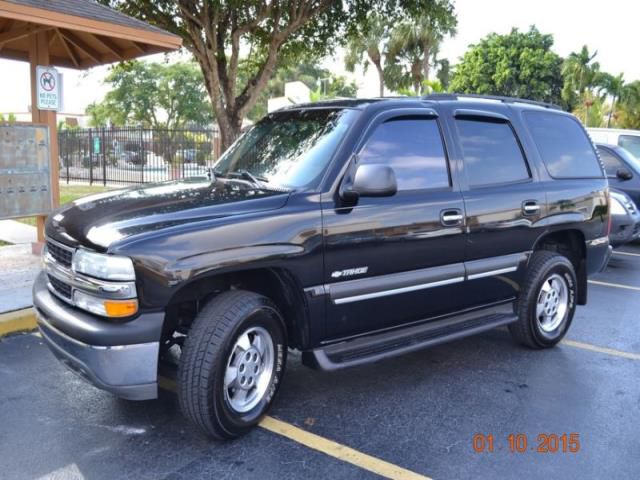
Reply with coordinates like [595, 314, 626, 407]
[29, 31, 59, 254]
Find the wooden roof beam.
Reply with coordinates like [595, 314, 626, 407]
[56, 28, 79, 68]
[59, 28, 102, 63]
[91, 34, 124, 60]
[0, 23, 51, 47]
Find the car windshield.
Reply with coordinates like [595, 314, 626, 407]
[619, 135, 640, 160]
[213, 108, 358, 189]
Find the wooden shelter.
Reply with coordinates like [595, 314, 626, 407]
[0, 0, 181, 250]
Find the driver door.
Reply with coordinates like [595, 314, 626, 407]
[321, 110, 468, 340]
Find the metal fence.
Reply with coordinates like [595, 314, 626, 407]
[58, 127, 221, 185]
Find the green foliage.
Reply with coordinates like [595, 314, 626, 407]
[89, 61, 213, 129]
[599, 72, 626, 127]
[385, 1, 457, 95]
[98, 0, 450, 149]
[435, 58, 451, 89]
[561, 45, 601, 110]
[7, 112, 16, 123]
[246, 59, 356, 120]
[311, 75, 358, 102]
[617, 81, 640, 129]
[571, 91, 606, 127]
[344, 12, 389, 96]
[450, 27, 564, 106]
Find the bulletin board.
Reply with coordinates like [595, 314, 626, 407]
[0, 123, 52, 220]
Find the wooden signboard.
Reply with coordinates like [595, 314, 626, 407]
[0, 123, 52, 220]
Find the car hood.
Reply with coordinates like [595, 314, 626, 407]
[46, 178, 290, 251]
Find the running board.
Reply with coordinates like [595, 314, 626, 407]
[302, 305, 517, 371]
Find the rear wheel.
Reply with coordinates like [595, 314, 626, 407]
[178, 290, 287, 439]
[509, 251, 577, 348]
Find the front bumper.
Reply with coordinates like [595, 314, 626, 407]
[33, 272, 163, 400]
[609, 213, 640, 247]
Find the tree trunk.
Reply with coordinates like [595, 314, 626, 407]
[411, 62, 422, 95]
[217, 111, 243, 153]
[422, 44, 431, 83]
[607, 97, 616, 128]
[374, 60, 384, 97]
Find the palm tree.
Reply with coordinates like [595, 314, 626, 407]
[617, 81, 640, 129]
[562, 46, 600, 122]
[562, 46, 600, 94]
[599, 73, 626, 128]
[344, 13, 388, 97]
[386, 8, 456, 95]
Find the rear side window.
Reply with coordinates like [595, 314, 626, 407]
[456, 119, 530, 187]
[358, 117, 450, 191]
[524, 111, 603, 178]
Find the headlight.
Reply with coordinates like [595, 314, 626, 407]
[610, 196, 627, 216]
[72, 249, 135, 281]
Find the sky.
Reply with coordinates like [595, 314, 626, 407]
[0, 0, 638, 113]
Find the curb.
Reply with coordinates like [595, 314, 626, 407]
[0, 308, 37, 337]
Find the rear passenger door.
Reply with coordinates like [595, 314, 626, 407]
[447, 109, 545, 306]
[322, 110, 467, 340]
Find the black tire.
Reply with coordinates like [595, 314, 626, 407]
[178, 290, 287, 439]
[509, 251, 577, 349]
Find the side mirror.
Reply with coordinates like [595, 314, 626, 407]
[617, 167, 633, 181]
[341, 164, 397, 201]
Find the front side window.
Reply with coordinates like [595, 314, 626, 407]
[214, 108, 358, 189]
[358, 117, 450, 191]
[597, 147, 625, 177]
[524, 111, 603, 178]
[618, 135, 640, 159]
[456, 119, 530, 187]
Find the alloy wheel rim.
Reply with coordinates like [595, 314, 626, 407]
[223, 326, 275, 413]
[536, 273, 569, 334]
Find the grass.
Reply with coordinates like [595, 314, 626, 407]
[15, 184, 113, 226]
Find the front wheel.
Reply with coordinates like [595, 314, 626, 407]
[509, 251, 577, 348]
[178, 290, 287, 439]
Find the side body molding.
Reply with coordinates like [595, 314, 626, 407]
[309, 252, 531, 305]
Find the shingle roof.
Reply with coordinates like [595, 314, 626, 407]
[6, 0, 171, 36]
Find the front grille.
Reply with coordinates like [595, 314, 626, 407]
[48, 275, 72, 299]
[626, 201, 636, 214]
[47, 240, 73, 268]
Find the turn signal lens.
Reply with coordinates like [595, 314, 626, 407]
[104, 300, 139, 318]
[73, 290, 138, 318]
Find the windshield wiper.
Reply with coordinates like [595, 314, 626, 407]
[231, 169, 268, 186]
[213, 169, 293, 192]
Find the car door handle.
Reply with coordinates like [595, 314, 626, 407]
[440, 209, 464, 226]
[522, 201, 541, 215]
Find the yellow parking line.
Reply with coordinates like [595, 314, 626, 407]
[613, 250, 640, 258]
[260, 416, 429, 480]
[562, 339, 640, 361]
[158, 377, 429, 479]
[588, 280, 640, 292]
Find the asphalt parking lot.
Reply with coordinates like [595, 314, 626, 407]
[1, 246, 639, 480]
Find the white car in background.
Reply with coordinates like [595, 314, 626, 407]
[587, 128, 640, 159]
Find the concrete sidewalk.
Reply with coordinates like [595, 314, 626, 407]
[0, 244, 39, 313]
[0, 220, 37, 244]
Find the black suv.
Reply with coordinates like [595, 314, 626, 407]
[34, 94, 611, 439]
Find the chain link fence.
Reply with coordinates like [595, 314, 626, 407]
[59, 127, 221, 185]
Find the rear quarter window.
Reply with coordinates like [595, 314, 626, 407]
[524, 111, 604, 178]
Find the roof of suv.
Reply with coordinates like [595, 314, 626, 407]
[280, 93, 564, 114]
